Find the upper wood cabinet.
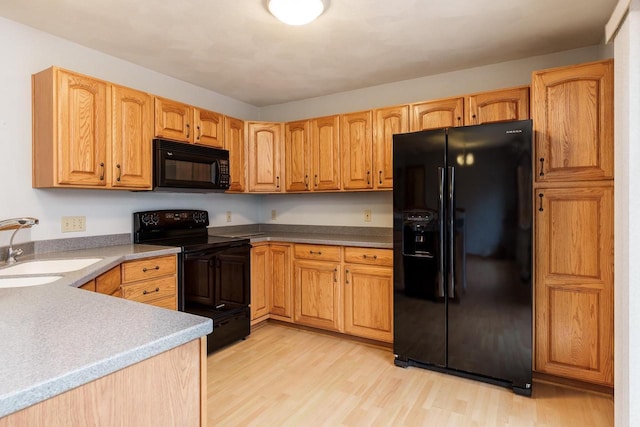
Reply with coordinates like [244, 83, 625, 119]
[193, 108, 224, 148]
[285, 120, 311, 192]
[154, 97, 192, 143]
[33, 68, 109, 188]
[111, 85, 153, 189]
[411, 97, 464, 131]
[373, 105, 409, 189]
[341, 111, 373, 190]
[535, 186, 613, 386]
[532, 59, 614, 183]
[247, 122, 284, 192]
[285, 116, 341, 192]
[224, 116, 247, 192]
[466, 86, 530, 125]
[311, 115, 341, 191]
[32, 67, 152, 190]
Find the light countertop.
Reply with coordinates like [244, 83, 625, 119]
[0, 244, 212, 418]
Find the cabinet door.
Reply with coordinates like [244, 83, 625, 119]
[344, 264, 393, 342]
[224, 116, 246, 192]
[532, 60, 613, 182]
[341, 111, 373, 190]
[294, 260, 341, 331]
[111, 85, 152, 189]
[285, 120, 311, 192]
[269, 244, 293, 320]
[248, 122, 284, 192]
[95, 266, 122, 297]
[466, 86, 530, 125]
[57, 70, 109, 186]
[535, 186, 613, 385]
[374, 105, 408, 189]
[410, 97, 464, 131]
[194, 108, 224, 148]
[311, 115, 341, 191]
[251, 244, 270, 321]
[154, 97, 192, 143]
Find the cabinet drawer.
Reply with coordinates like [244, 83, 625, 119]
[121, 255, 176, 283]
[147, 295, 177, 310]
[294, 244, 341, 261]
[121, 275, 176, 304]
[344, 247, 392, 267]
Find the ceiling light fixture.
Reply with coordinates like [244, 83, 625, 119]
[268, 0, 325, 26]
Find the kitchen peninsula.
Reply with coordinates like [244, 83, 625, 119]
[0, 244, 212, 425]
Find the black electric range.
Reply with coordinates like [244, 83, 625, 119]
[133, 209, 251, 353]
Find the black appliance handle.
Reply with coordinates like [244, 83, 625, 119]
[182, 242, 251, 259]
[438, 167, 445, 299]
[448, 166, 455, 299]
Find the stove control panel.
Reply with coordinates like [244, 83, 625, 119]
[134, 209, 210, 233]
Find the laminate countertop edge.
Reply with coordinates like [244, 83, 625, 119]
[0, 244, 212, 419]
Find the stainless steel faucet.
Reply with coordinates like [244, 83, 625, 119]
[0, 217, 39, 264]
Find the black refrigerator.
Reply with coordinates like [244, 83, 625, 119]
[393, 120, 533, 396]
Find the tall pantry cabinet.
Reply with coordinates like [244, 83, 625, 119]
[532, 59, 614, 386]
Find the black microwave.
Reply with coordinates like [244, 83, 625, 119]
[153, 139, 230, 192]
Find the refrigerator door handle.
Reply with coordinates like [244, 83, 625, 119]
[448, 166, 455, 299]
[438, 166, 445, 298]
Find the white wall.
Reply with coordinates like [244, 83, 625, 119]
[259, 45, 613, 122]
[0, 17, 261, 246]
[613, 2, 640, 425]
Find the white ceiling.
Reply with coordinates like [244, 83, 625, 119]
[0, 0, 617, 107]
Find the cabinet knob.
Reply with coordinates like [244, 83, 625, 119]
[186, 123, 190, 138]
[379, 171, 383, 185]
[345, 269, 350, 284]
[99, 162, 105, 181]
[367, 170, 371, 185]
[116, 164, 121, 182]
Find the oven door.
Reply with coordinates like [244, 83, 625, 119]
[183, 243, 251, 310]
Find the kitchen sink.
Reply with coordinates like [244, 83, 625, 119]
[0, 258, 102, 276]
[0, 276, 63, 288]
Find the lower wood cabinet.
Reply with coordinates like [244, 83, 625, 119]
[79, 254, 178, 310]
[534, 186, 614, 386]
[0, 338, 206, 427]
[252, 242, 393, 343]
[293, 259, 342, 331]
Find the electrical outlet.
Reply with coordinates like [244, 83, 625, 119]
[226, 211, 232, 223]
[271, 209, 277, 220]
[364, 209, 372, 222]
[61, 216, 86, 232]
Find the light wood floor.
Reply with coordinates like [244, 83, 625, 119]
[206, 323, 613, 427]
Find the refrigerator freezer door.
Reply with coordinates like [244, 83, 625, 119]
[393, 129, 447, 367]
[445, 120, 532, 390]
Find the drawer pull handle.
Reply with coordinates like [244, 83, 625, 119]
[345, 269, 350, 284]
[143, 287, 160, 295]
[539, 158, 545, 177]
[333, 268, 337, 283]
[309, 250, 322, 255]
[363, 254, 378, 260]
[142, 266, 160, 273]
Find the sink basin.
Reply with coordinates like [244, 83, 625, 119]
[0, 276, 63, 288]
[0, 258, 102, 276]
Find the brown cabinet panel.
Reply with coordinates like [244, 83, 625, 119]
[121, 255, 177, 283]
[79, 279, 96, 292]
[294, 244, 342, 261]
[248, 122, 284, 192]
[294, 259, 342, 331]
[111, 85, 152, 189]
[194, 108, 224, 148]
[251, 244, 270, 321]
[535, 186, 613, 385]
[269, 244, 293, 319]
[344, 264, 393, 342]
[311, 115, 341, 191]
[466, 86, 529, 125]
[410, 97, 464, 131]
[341, 111, 373, 190]
[95, 266, 122, 297]
[224, 116, 246, 192]
[533, 60, 613, 182]
[285, 120, 311, 192]
[121, 275, 177, 304]
[343, 247, 393, 267]
[154, 97, 192, 143]
[373, 105, 408, 189]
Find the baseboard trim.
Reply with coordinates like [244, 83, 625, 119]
[533, 372, 614, 397]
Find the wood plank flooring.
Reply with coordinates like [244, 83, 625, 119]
[206, 323, 613, 427]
